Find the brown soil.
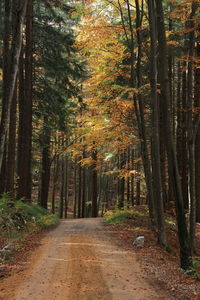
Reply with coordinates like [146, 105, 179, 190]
[104, 210, 200, 300]
[0, 218, 175, 300]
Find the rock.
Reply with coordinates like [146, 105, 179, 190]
[133, 236, 144, 247]
[0, 244, 12, 255]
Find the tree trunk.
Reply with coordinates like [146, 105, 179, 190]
[52, 155, 59, 214]
[131, 148, 135, 206]
[59, 154, 64, 219]
[134, 0, 156, 227]
[5, 84, 17, 197]
[64, 156, 69, 219]
[0, 0, 28, 174]
[181, 59, 189, 209]
[17, 0, 33, 201]
[73, 161, 77, 218]
[118, 153, 125, 209]
[195, 43, 200, 222]
[187, 2, 198, 252]
[155, 0, 192, 270]
[91, 147, 98, 217]
[39, 117, 51, 209]
[126, 147, 130, 207]
[82, 151, 86, 218]
[147, 0, 167, 247]
[78, 162, 82, 218]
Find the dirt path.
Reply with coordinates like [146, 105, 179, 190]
[0, 218, 174, 300]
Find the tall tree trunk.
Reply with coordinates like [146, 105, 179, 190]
[78, 162, 82, 218]
[131, 148, 135, 206]
[91, 147, 98, 217]
[73, 161, 77, 218]
[177, 61, 183, 197]
[134, 0, 156, 227]
[187, 2, 198, 252]
[82, 150, 86, 218]
[52, 155, 59, 214]
[155, 0, 192, 270]
[59, 154, 64, 219]
[126, 147, 130, 207]
[147, 0, 167, 247]
[39, 117, 51, 209]
[195, 43, 200, 222]
[0, 0, 28, 174]
[0, 0, 11, 193]
[5, 84, 17, 197]
[181, 59, 189, 209]
[17, 0, 33, 200]
[64, 155, 69, 219]
[118, 153, 125, 209]
[0, 144, 7, 195]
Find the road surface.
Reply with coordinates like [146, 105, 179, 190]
[0, 218, 173, 300]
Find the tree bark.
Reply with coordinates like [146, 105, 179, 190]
[147, 0, 167, 247]
[39, 117, 51, 209]
[155, 0, 192, 269]
[5, 84, 17, 197]
[91, 147, 98, 217]
[78, 162, 82, 218]
[187, 2, 199, 252]
[17, 0, 33, 201]
[195, 43, 200, 222]
[0, 0, 28, 174]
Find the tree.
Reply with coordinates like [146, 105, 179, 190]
[17, 0, 33, 200]
[155, 0, 192, 270]
[0, 0, 28, 175]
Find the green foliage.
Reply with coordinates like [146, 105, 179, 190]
[0, 194, 59, 262]
[184, 267, 199, 280]
[192, 256, 200, 268]
[0, 194, 59, 234]
[189, 256, 200, 279]
[104, 206, 149, 225]
[36, 214, 59, 228]
[165, 219, 176, 230]
[104, 209, 133, 224]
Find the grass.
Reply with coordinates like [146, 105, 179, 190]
[104, 205, 149, 225]
[104, 206, 177, 230]
[0, 194, 59, 262]
[104, 209, 133, 224]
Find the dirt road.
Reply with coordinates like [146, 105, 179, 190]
[1, 218, 173, 300]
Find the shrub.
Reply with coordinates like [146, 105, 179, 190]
[104, 209, 133, 224]
[0, 194, 59, 234]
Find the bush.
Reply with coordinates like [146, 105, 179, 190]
[104, 209, 133, 224]
[0, 194, 59, 234]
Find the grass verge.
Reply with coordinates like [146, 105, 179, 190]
[0, 194, 59, 263]
[104, 205, 149, 225]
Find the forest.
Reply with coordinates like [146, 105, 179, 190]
[0, 0, 200, 283]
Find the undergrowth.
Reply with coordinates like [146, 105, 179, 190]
[104, 206, 149, 224]
[104, 209, 133, 224]
[0, 194, 59, 262]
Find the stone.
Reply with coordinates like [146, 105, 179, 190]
[133, 236, 144, 247]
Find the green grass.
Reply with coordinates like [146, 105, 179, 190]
[0, 194, 59, 262]
[104, 209, 132, 224]
[165, 218, 176, 230]
[104, 205, 149, 225]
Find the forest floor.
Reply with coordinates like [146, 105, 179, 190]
[1, 217, 200, 300]
[0, 217, 178, 300]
